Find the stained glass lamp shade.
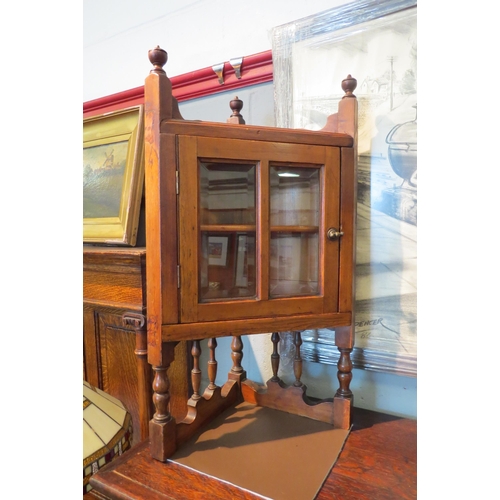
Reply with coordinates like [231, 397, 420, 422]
[83, 381, 133, 494]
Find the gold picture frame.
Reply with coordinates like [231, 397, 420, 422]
[83, 106, 144, 245]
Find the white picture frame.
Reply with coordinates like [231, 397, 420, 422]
[272, 0, 417, 376]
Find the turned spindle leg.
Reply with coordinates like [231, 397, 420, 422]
[190, 340, 202, 401]
[149, 343, 177, 461]
[333, 327, 354, 429]
[152, 366, 171, 424]
[270, 332, 281, 382]
[207, 337, 218, 390]
[335, 347, 353, 400]
[333, 345, 354, 430]
[293, 331, 304, 387]
[229, 335, 246, 381]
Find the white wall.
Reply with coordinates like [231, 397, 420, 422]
[83, 0, 350, 102]
[84, 0, 417, 419]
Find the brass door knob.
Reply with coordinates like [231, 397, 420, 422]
[327, 227, 344, 240]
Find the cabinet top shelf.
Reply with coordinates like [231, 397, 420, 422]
[162, 120, 354, 147]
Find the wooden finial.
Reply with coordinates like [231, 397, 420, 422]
[341, 74, 357, 98]
[227, 96, 245, 124]
[148, 46, 168, 74]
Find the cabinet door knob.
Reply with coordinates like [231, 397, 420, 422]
[327, 227, 344, 240]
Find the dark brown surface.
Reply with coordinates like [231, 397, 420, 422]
[87, 406, 416, 499]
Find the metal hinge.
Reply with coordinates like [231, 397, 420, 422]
[177, 265, 180, 288]
[175, 170, 179, 195]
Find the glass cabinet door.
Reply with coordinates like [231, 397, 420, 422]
[269, 166, 320, 298]
[199, 161, 257, 302]
[178, 135, 340, 324]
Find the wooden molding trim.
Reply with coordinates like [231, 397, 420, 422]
[83, 50, 273, 118]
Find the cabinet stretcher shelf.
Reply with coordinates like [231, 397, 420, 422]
[162, 312, 351, 341]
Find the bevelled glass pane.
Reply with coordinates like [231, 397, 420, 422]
[270, 166, 320, 226]
[269, 232, 319, 298]
[200, 232, 256, 302]
[269, 165, 320, 298]
[200, 162, 256, 225]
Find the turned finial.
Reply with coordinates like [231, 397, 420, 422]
[341, 74, 357, 98]
[148, 45, 168, 74]
[227, 96, 245, 124]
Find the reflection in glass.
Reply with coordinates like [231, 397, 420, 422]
[199, 232, 256, 302]
[269, 232, 319, 297]
[270, 166, 319, 226]
[200, 162, 256, 225]
[269, 165, 320, 297]
[199, 161, 257, 302]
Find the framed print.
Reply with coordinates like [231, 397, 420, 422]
[272, 0, 417, 376]
[208, 236, 229, 266]
[83, 105, 144, 245]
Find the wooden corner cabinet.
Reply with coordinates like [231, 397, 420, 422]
[86, 45, 358, 500]
[140, 46, 359, 462]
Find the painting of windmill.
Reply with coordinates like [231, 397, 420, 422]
[83, 140, 128, 218]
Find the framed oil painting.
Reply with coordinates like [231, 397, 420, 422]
[83, 105, 144, 245]
[272, 0, 417, 376]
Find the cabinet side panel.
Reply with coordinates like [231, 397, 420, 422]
[338, 147, 356, 313]
[145, 127, 179, 361]
[144, 70, 176, 365]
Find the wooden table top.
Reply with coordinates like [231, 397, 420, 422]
[87, 406, 417, 500]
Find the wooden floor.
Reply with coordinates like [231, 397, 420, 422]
[87, 407, 416, 500]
